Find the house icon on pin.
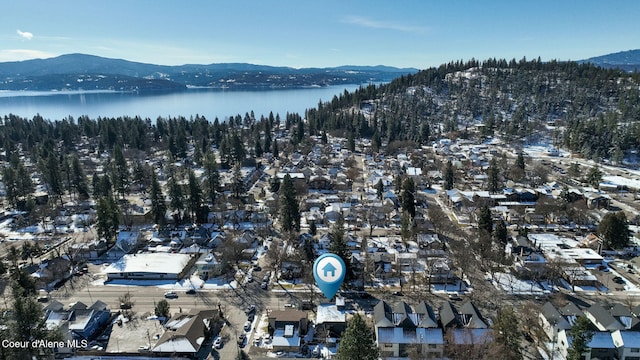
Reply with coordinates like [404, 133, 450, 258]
[322, 262, 337, 277]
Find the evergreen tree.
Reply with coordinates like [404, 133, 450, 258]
[567, 316, 594, 360]
[516, 152, 526, 171]
[375, 179, 384, 200]
[112, 144, 129, 197]
[477, 205, 493, 235]
[444, 160, 455, 190]
[491, 306, 523, 360]
[231, 164, 245, 199]
[585, 164, 603, 188]
[96, 195, 119, 242]
[70, 155, 90, 199]
[278, 174, 300, 232]
[494, 219, 508, 245]
[187, 169, 203, 221]
[154, 299, 171, 318]
[168, 175, 184, 223]
[150, 171, 167, 225]
[598, 211, 631, 249]
[42, 153, 64, 201]
[487, 157, 500, 193]
[335, 313, 379, 360]
[401, 177, 416, 219]
[203, 151, 221, 206]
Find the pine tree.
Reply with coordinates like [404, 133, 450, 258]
[203, 151, 221, 206]
[490, 306, 522, 360]
[112, 144, 129, 197]
[567, 316, 594, 360]
[487, 157, 500, 193]
[598, 211, 630, 249]
[70, 155, 89, 199]
[335, 313, 379, 360]
[516, 152, 526, 170]
[278, 174, 300, 232]
[477, 205, 493, 235]
[168, 174, 184, 223]
[444, 160, 455, 190]
[150, 171, 167, 225]
[401, 177, 416, 219]
[96, 195, 119, 242]
[187, 169, 203, 221]
[231, 164, 245, 199]
[375, 179, 384, 200]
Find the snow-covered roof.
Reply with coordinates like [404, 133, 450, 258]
[315, 304, 346, 325]
[272, 328, 301, 348]
[104, 253, 191, 276]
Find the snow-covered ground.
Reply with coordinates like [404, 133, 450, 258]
[488, 272, 548, 295]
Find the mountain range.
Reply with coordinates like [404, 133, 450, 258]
[579, 49, 640, 72]
[0, 53, 418, 92]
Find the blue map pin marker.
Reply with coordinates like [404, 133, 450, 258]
[313, 253, 346, 300]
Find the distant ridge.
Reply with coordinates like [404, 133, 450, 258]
[579, 49, 640, 72]
[0, 53, 418, 91]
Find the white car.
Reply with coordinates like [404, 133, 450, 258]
[213, 336, 223, 349]
[164, 291, 178, 299]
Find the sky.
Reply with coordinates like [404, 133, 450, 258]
[1, 0, 639, 69]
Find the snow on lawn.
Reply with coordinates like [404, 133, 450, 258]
[490, 272, 547, 295]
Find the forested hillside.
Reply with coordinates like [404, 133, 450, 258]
[306, 58, 640, 162]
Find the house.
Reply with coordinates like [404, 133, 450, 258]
[268, 310, 309, 352]
[34, 256, 72, 289]
[373, 301, 444, 359]
[194, 253, 224, 279]
[152, 312, 211, 356]
[68, 305, 111, 340]
[539, 302, 572, 341]
[440, 301, 493, 355]
[315, 302, 346, 338]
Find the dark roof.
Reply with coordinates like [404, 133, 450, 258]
[458, 301, 487, 329]
[439, 301, 460, 328]
[608, 303, 632, 317]
[154, 314, 206, 353]
[44, 299, 64, 312]
[373, 301, 393, 328]
[269, 310, 307, 324]
[88, 300, 108, 311]
[586, 304, 625, 331]
[414, 301, 438, 328]
[391, 301, 415, 329]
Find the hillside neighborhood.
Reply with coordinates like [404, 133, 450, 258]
[1, 114, 640, 360]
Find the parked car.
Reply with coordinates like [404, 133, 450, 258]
[237, 333, 246, 346]
[248, 313, 255, 322]
[164, 291, 179, 299]
[213, 336, 223, 349]
[244, 321, 252, 331]
[185, 288, 196, 295]
[245, 305, 256, 314]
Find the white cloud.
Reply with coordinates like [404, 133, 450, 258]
[16, 29, 34, 40]
[342, 16, 427, 34]
[0, 49, 55, 62]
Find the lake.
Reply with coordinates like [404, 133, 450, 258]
[0, 84, 363, 121]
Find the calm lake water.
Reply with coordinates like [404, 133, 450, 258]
[0, 84, 363, 121]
